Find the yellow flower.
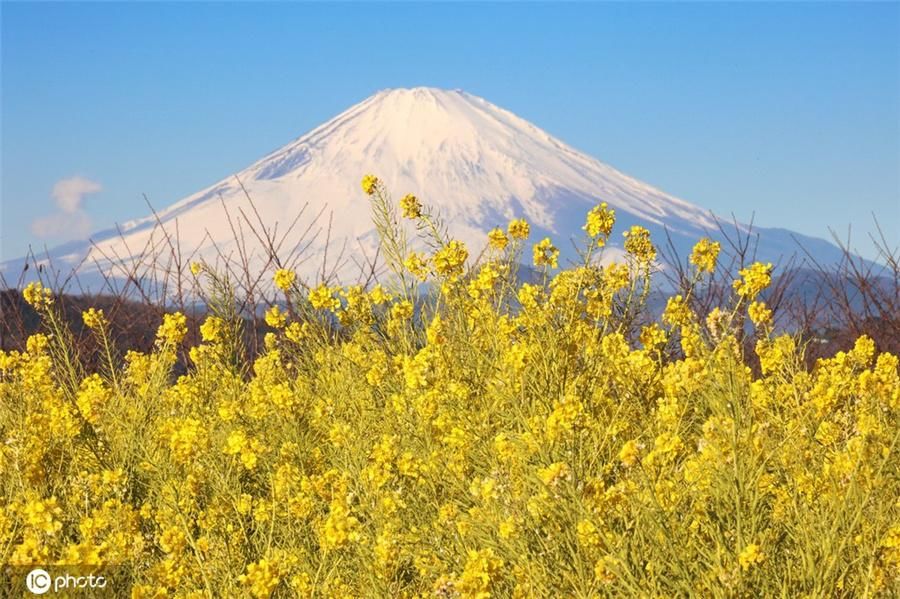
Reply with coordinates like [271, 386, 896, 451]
[156, 312, 187, 346]
[199, 315, 226, 343]
[224, 430, 248, 455]
[577, 519, 602, 550]
[756, 334, 795, 375]
[273, 268, 296, 292]
[498, 516, 517, 539]
[433, 240, 468, 278]
[623, 225, 656, 263]
[457, 548, 503, 597]
[290, 573, 312, 595]
[639, 324, 666, 350]
[584, 202, 615, 241]
[368, 284, 392, 305]
[399, 193, 423, 219]
[618, 439, 641, 467]
[594, 556, 617, 583]
[76, 374, 110, 425]
[689, 238, 720, 273]
[320, 501, 361, 551]
[814, 420, 841, 446]
[748, 300, 772, 327]
[82, 308, 106, 330]
[881, 525, 900, 569]
[508, 218, 530, 240]
[309, 284, 340, 311]
[487, 227, 509, 250]
[21, 495, 63, 534]
[239, 557, 285, 599]
[404, 252, 430, 280]
[161, 417, 206, 464]
[390, 300, 414, 321]
[236, 493, 253, 515]
[190, 261, 204, 276]
[265, 305, 287, 329]
[662, 294, 691, 327]
[361, 174, 379, 195]
[738, 543, 764, 570]
[468, 264, 501, 298]
[733, 262, 773, 299]
[533, 237, 559, 269]
[537, 461, 571, 488]
[22, 281, 53, 309]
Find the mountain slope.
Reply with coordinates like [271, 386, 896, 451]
[2, 87, 849, 288]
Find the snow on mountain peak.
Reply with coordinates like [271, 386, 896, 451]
[3, 87, 850, 287]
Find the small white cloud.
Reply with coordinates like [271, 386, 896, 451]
[31, 176, 102, 240]
[52, 176, 102, 213]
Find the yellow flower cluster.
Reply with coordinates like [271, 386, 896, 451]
[689, 237, 721, 273]
[155, 312, 187, 346]
[748, 300, 773, 327]
[22, 281, 53, 310]
[622, 225, 656, 263]
[2, 182, 897, 597]
[432, 239, 469, 279]
[507, 218, 530, 240]
[487, 227, 509, 251]
[308, 284, 340, 312]
[399, 193, 423, 219]
[361, 174, 379, 195]
[273, 268, 295, 292]
[199, 315, 226, 343]
[584, 201, 616, 242]
[734, 261, 773, 299]
[532, 237, 560, 269]
[82, 307, 107, 330]
[264, 305, 287, 329]
[404, 252, 430, 280]
[739, 543, 765, 571]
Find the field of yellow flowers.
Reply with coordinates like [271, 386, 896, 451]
[1, 177, 898, 597]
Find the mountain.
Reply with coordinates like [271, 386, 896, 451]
[1, 87, 850, 290]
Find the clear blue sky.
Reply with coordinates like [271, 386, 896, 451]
[2, 1, 898, 262]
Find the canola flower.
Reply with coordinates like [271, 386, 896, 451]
[487, 227, 509, 251]
[432, 240, 469, 279]
[156, 312, 187, 346]
[22, 281, 53, 310]
[264, 305, 287, 329]
[1, 180, 897, 598]
[81, 307, 106, 330]
[404, 252, 430, 281]
[689, 237, 721, 274]
[532, 237, 560, 269]
[273, 268, 296, 292]
[361, 174, 379, 196]
[622, 225, 656, 263]
[739, 544, 765, 571]
[734, 261, 774, 299]
[584, 202, 615, 242]
[748, 300, 773, 327]
[399, 193, 423, 219]
[507, 218, 530, 240]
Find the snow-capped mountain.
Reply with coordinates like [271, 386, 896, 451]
[2, 87, 849, 289]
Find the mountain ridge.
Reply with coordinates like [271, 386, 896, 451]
[1, 87, 852, 288]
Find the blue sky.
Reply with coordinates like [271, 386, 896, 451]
[2, 1, 898, 262]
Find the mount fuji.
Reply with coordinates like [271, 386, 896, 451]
[3, 87, 849, 290]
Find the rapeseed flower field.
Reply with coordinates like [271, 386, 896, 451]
[1, 176, 897, 597]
